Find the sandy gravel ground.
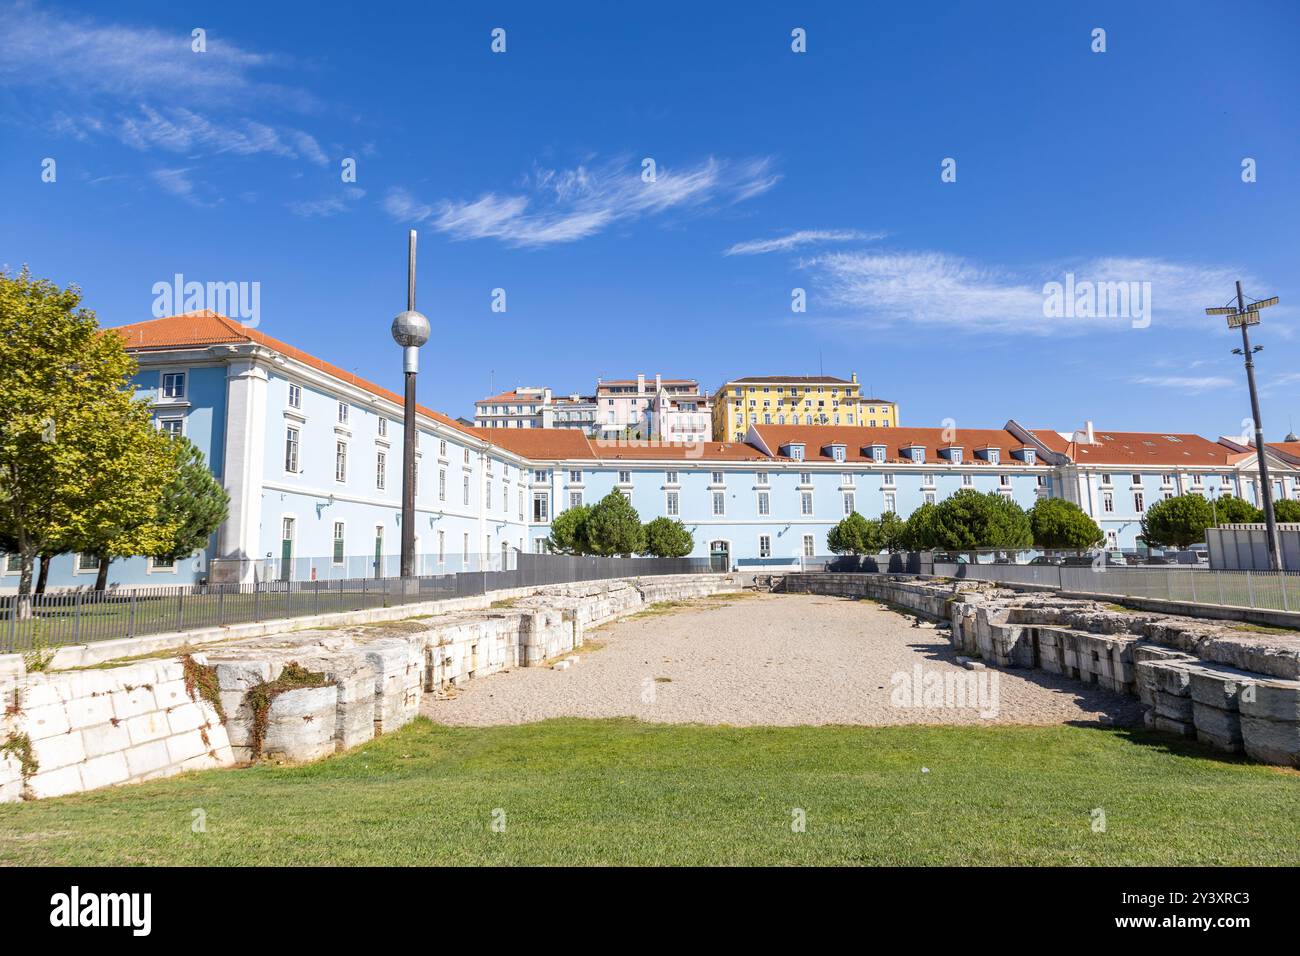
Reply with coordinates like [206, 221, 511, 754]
[423, 592, 1143, 727]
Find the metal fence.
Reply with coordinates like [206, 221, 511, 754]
[933, 561, 1300, 613]
[0, 553, 711, 653]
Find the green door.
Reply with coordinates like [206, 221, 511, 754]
[374, 527, 384, 578]
[280, 517, 294, 582]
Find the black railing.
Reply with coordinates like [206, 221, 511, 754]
[0, 554, 711, 653]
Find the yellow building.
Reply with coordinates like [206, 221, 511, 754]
[710, 374, 898, 442]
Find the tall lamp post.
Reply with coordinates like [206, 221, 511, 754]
[391, 230, 430, 579]
[1206, 282, 1281, 570]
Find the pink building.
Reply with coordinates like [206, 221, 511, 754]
[595, 373, 712, 442]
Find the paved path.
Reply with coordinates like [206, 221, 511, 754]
[423, 592, 1143, 727]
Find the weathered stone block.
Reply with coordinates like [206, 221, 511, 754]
[79, 752, 130, 790]
[22, 702, 71, 740]
[261, 685, 337, 762]
[65, 694, 115, 731]
[1240, 716, 1300, 767]
[165, 729, 209, 765]
[80, 719, 132, 758]
[27, 764, 82, 799]
[124, 711, 169, 746]
[30, 731, 86, 771]
[110, 686, 157, 720]
[124, 740, 173, 778]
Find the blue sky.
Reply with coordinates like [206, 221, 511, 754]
[2, 0, 1298, 439]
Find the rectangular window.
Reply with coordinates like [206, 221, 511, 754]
[162, 371, 186, 399]
[78, 553, 103, 572]
[570, 491, 583, 509]
[150, 555, 175, 571]
[533, 493, 550, 523]
[1134, 492, 1145, 512]
[332, 522, 345, 565]
[1103, 492, 1114, 513]
[440, 439, 448, 458]
[159, 417, 183, 437]
[1131, 473, 1141, 485]
[288, 383, 301, 409]
[758, 491, 770, 515]
[924, 492, 936, 505]
[486, 481, 492, 510]
[756, 471, 768, 485]
[801, 492, 813, 516]
[463, 475, 470, 506]
[337, 401, 349, 424]
[711, 471, 724, 485]
[335, 441, 347, 482]
[759, 535, 772, 559]
[519, 489, 525, 520]
[666, 470, 679, 484]
[534, 469, 548, 483]
[5, 554, 21, 573]
[1101, 474, 1112, 486]
[712, 491, 725, 516]
[1000, 474, 1011, 486]
[799, 472, 811, 485]
[962, 474, 973, 486]
[378, 417, 387, 437]
[884, 492, 896, 512]
[439, 469, 446, 501]
[438, 531, 445, 564]
[464, 448, 470, 465]
[667, 491, 679, 516]
[376, 451, 386, 490]
[569, 469, 582, 483]
[463, 532, 469, 563]
[883, 473, 895, 486]
[285, 427, 300, 473]
[803, 534, 815, 558]
[843, 492, 855, 515]
[619, 470, 631, 484]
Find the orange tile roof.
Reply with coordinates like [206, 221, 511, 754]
[467, 427, 596, 460]
[1029, 428, 1233, 466]
[113, 311, 477, 438]
[475, 390, 549, 405]
[750, 425, 1033, 464]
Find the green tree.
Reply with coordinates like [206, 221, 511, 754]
[876, 510, 908, 552]
[827, 512, 881, 554]
[1029, 497, 1103, 550]
[1213, 495, 1263, 524]
[901, 501, 941, 550]
[546, 504, 593, 554]
[641, 517, 694, 558]
[0, 268, 173, 604]
[150, 436, 229, 563]
[1273, 499, 1300, 522]
[930, 489, 1032, 550]
[1140, 494, 1215, 549]
[585, 490, 646, 556]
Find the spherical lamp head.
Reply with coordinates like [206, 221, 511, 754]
[391, 310, 430, 349]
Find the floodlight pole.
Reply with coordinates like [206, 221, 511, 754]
[390, 231, 431, 580]
[1233, 280, 1282, 571]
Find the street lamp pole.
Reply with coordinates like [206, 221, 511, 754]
[391, 230, 430, 579]
[1208, 283, 1282, 570]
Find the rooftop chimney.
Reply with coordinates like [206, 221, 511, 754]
[1086, 420, 1095, 444]
[655, 373, 661, 391]
[637, 373, 646, 393]
[851, 371, 858, 384]
[543, 387, 552, 404]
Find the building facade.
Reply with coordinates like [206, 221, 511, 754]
[711, 374, 897, 443]
[594, 374, 706, 440]
[4, 314, 1292, 591]
[473, 387, 598, 433]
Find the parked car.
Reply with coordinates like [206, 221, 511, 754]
[1175, 547, 1209, 565]
[1029, 555, 1063, 566]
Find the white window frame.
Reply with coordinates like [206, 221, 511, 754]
[335, 440, 348, 483]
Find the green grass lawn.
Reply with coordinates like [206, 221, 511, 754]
[1, 719, 1296, 866]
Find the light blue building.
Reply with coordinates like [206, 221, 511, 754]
[4, 313, 1294, 590]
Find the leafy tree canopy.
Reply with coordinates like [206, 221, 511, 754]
[641, 516, 693, 558]
[1029, 497, 1103, 550]
[585, 490, 646, 556]
[1140, 494, 1215, 549]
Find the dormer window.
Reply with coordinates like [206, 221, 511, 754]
[1023, 449, 1036, 465]
[869, 445, 886, 463]
[948, 448, 963, 464]
[907, 446, 925, 464]
[784, 443, 806, 461]
[829, 445, 846, 462]
[987, 449, 1000, 464]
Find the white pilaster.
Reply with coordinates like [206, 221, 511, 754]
[217, 358, 268, 583]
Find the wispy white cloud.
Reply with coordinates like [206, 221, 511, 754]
[385, 156, 779, 247]
[1131, 375, 1233, 393]
[287, 187, 366, 218]
[149, 168, 214, 208]
[0, 1, 311, 110]
[109, 106, 328, 164]
[725, 229, 885, 256]
[0, 2, 332, 202]
[798, 249, 1255, 334]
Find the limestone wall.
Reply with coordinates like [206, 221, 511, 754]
[780, 572, 1300, 767]
[1, 573, 737, 802]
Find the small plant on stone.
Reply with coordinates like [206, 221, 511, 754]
[243, 662, 330, 760]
